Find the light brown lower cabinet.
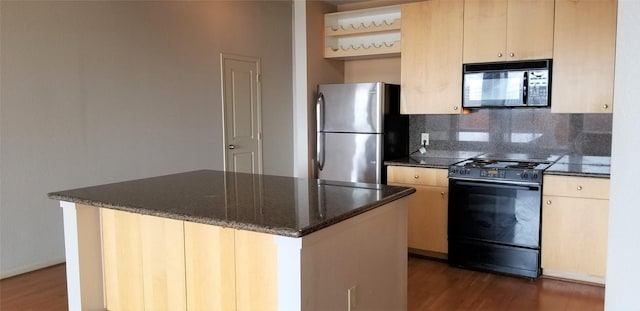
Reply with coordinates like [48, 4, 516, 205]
[183, 222, 236, 311]
[102, 210, 188, 310]
[541, 175, 610, 284]
[101, 209, 146, 311]
[98, 199, 408, 310]
[101, 210, 278, 311]
[388, 166, 448, 258]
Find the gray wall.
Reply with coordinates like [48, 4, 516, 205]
[605, 0, 640, 309]
[0, 1, 293, 277]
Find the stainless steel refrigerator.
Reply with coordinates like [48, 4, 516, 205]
[315, 82, 408, 184]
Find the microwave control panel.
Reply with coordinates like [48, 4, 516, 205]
[527, 70, 549, 106]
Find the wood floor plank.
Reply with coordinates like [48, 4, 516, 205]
[0, 264, 68, 310]
[407, 256, 605, 311]
[0, 257, 605, 311]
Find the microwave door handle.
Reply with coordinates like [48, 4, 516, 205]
[523, 71, 528, 105]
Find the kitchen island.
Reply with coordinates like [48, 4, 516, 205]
[48, 170, 414, 311]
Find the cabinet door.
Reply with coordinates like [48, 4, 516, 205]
[401, 0, 463, 114]
[506, 0, 554, 61]
[102, 210, 187, 310]
[101, 209, 145, 311]
[463, 0, 507, 63]
[234, 230, 279, 310]
[541, 196, 609, 281]
[184, 222, 236, 311]
[406, 185, 448, 254]
[140, 215, 186, 311]
[552, 0, 617, 113]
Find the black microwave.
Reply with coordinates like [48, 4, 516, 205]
[462, 59, 551, 109]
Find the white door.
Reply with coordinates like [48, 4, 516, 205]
[221, 54, 262, 174]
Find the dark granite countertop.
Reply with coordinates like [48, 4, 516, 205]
[545, 155, 611, 178]
[385, 151, 484, 169]
[48, 170, 415, 237]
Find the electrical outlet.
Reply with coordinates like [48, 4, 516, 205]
[421, 133, 430, 146]
[348, 285, 357, 310]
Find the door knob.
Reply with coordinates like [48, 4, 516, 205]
[228, 144, 236, 150]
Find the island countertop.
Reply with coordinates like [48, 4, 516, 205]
[48, 170, 415, 237]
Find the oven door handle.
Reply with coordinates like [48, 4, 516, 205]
[454, 180, 539, 191]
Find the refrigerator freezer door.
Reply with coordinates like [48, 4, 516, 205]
[318, 83, 385, 134]
[317, 132, 383, 184]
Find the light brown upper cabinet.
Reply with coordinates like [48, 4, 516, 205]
[552, 0, 617, 113]
[463, 0, 554, 63]
[400, 0, 463, 114]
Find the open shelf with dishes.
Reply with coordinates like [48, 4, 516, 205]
[324, 5, 401, 59]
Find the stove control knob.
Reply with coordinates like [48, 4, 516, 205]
[522, 172, 529, 179]
[533, 173, 539, 179]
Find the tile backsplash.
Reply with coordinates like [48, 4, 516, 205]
[409, 108, 612, 156]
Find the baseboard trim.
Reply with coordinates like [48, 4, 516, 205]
[408, 248, 448, 261]
[542, 268, 606, 286]
[0, 258, 66, 279]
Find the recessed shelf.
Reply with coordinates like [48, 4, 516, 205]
[324, 5, 401, 59]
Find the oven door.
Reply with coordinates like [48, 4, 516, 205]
[448, 178, 541, 249]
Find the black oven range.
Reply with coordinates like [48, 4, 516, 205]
[447, 153, 559, 278]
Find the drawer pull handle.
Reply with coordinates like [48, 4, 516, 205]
[603, 104, 609, 109]
[546, 200, 552, 205]
[414, 175, 419, 179]
[440, 192, 445, 196]
[509, 52, 515, 57]
[497, 52, 503, 57]
[577, 185, 583, 190]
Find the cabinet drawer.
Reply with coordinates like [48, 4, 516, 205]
[387, 166, 448, 187]
[543, 175, 610, 199]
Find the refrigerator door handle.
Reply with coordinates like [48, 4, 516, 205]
[316, 92, 325, 171]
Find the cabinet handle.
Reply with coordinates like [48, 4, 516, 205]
[603, 104, 609, 109]
[453, 106, 459, 111]
[497, 52, 503, 57]
[577, 185, 583, 190]
[414, 175, 419, 179]
[509, 52, 515, 57]
[440, 192, 445, 196]
[546, 200, 552, 205]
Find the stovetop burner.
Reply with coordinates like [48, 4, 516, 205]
[450, 155, 556, 183]
[505, 162, 542, 170]
[462, 159, 498, 168]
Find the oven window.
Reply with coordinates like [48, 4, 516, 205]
[449, 180, 541, 248]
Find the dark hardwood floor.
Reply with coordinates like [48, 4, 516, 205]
[0, 264, 68, 310]
[0, 257, 605, 310]
[408, 256, 605, 311]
